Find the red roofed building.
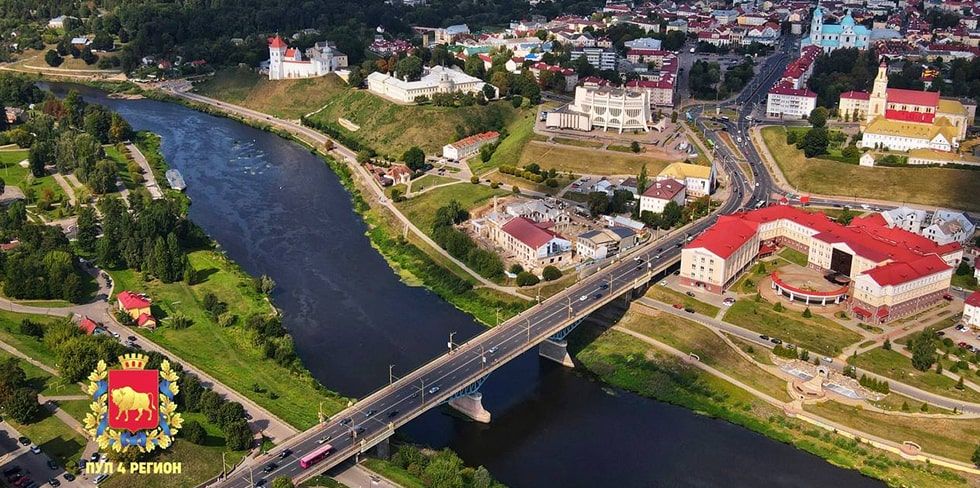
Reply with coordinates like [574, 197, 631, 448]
[639, 179, 686, 214]
[117, 291, 155, 327]
[79, 316, 102, 335]
[766, 81, 817, 119]
[490, 216, 572, 270]
[442, 131, 500, 160]
[964, 291, 980, 328]
[681, 206, 959, 322]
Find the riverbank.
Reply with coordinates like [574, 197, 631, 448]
[571, 305, 979, 487]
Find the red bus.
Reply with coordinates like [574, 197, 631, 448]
[299, 444, 334, 469]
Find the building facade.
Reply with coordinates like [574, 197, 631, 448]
[803, 7, 870, 53]
[656, 162, 715, 197]
[638, 179, 686, 214]
[567, 85, 652, 133]
[367, 66, 492, 104]
[442, 131, 499, 160]
[268, 36, 347, 80]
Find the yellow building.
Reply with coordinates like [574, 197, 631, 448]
[656, 162, 715, 197]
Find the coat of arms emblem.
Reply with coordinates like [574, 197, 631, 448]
[84, 353, 183, 452]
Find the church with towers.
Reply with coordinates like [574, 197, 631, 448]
[840, 62, 969, 152]
[267, 35, 348, 80]
[803, 7, 870, 53]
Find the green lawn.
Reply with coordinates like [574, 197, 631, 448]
[951, 272, 978, 291]
[848, 347, 980, 404]
[409, 174, 458, 193]
[806, 401, 980, 463]
[362, 459, 426, 488]
[618, 309, 792, 401]
[0, 310, 67, 367]
[194, 67, 338, 120]
[107, 250, 349, 429]
[761, 126, 980, 212]
[102, 412, 248, 488]
[644, 285, 720, 317]
[551, 136, 603, 148]
[104, 144, 138, 190]
[723, 299, 862, 356]
[474, 107, 538, 175]
[730, 259, 779, 295]
[778, 248, 809, 267]
[518, 141, 671, 176]
[0, 149, 67, 205]
[395, 183, 505, 233]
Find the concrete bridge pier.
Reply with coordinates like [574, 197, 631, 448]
[539, 338, 574, 367]
[372, 435, 391, 460]
[448, 392, 491, 423]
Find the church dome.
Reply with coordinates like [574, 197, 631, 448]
[841, 11, 855, 27]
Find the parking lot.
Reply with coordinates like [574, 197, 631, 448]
[940, 322, 980, 354]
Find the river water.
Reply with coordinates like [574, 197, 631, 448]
[54, 84, 880, 487]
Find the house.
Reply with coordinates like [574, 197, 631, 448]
[656, 162, 715, 197]
[442, 131, 500, 160]
[48, 16, 77, 29]
[965, 291, 980, 328]
[387, 164, 412, 185]
[117, 291, 156, 328]
[70, 37, 91, 48]
[78, 316, 104, 335]
[576, 227, 639, 260]
[490, 216, 572, 269]
[639, 179, 686, 214]
[859, 153, 875, 166]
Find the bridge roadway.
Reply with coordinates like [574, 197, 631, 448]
[217, 147, 755, 488]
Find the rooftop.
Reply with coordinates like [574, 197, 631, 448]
[502, 217, 564, 249]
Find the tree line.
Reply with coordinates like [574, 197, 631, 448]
[431, 200, 504, 280]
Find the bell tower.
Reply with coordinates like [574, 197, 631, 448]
[867, 61, 888, 123]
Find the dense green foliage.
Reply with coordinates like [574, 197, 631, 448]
[0, 358, 41, 423]
[386, 444, 506, 488]
[430, 200, 504, 279]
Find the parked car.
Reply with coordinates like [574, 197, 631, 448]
[17, 437, 30, 446]
[770, 338, 783, 345]
[685, 291, 696, 297]
[673, 303, 683, 309]
[29, 445, 41, 455]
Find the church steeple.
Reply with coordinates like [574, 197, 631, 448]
[868, 60, 888, 122]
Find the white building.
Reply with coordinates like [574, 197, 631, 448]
[657, 162, 715, 197]
[860, 116, 959, 152]
[367, 66, 493, 104]
[442, 131, 499, 160]
[639, 179, 686, 214]
[576, 227, 639, 260]
[766, 82, 817, 119]
[568, 85, 652, 133]
[570, 47, 619, 71]
[268, 36, 348, 80]
[435, 24, 470, 44]
[923, 210, 976, 245]
[965, 291, 980, 328]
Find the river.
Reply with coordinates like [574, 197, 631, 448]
[52, 84, 880, 487]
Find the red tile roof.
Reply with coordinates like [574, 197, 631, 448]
[117, 291, 151, 310]
[886, 88, 939, 107]
[269, 35, 287, 48]
[768, 81, 816, 98]
[79, 316, 99, 335]
[501, 217, 564, 249]
[641, 178, 685, 200]
[686, 216, 759, 259]
[884, 109, 935, 124]
[840, 90, 870, 100]
[864, 255, 949, 286]
[136, 313, 157, 327]
[449, 131, 499, 150]
[966, 291, 980, 307]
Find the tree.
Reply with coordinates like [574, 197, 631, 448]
[542, 266, 562, 281]
[973, 444, 980, 468]
[883, 338, 891, 350]
[403, 146, 425, 171]
[81, 47, 98, 65]
[630, 141, 641, 153]
[108, 113, 132, 143]
[956, 376, 965, 390]
[271, 478, 295, 488]
[182, 420, 207, 444]
[587, 192, 609, 216]
[19, 319, 43, 339]
[396, 56, 423, 81]
[802, 307, 812, 318]
[223, 420, 253, 450]
[45, 50, 63, 67]
[4, 387, 40, 423]
[808, 107, 828, 128]
[0, 176, 5, 195]
[424, 449, 465, 488]
[76, 207, 98, 253]
[28, 140, 54, 177]
[910, 330, 938, 372]
[472, 466, 493, 488]
[217, 401, 246, 429]
[515, 271, 539, 287]
[801, 128, 829, 157]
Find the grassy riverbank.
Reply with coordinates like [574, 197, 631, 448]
[108, 249, 350, 429]
[570, 322, 976, 487]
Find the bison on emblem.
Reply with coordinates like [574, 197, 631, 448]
[111, 386, 157, 422]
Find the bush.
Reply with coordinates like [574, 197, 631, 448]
[515, 271, 540, 287]
[541, 266, 562, 281]
[802, 307, 812, 318]
[470, 176, 479, 184]
[181, 420, 207, 444]
[509, 264, 524, 275]
[773, 301, 784, 312]
[19, 319, 43, 339]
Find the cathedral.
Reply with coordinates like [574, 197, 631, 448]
[840, 63, 969, 152]
[267, 35, 348, 81]
[802, 7, 870, 53]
